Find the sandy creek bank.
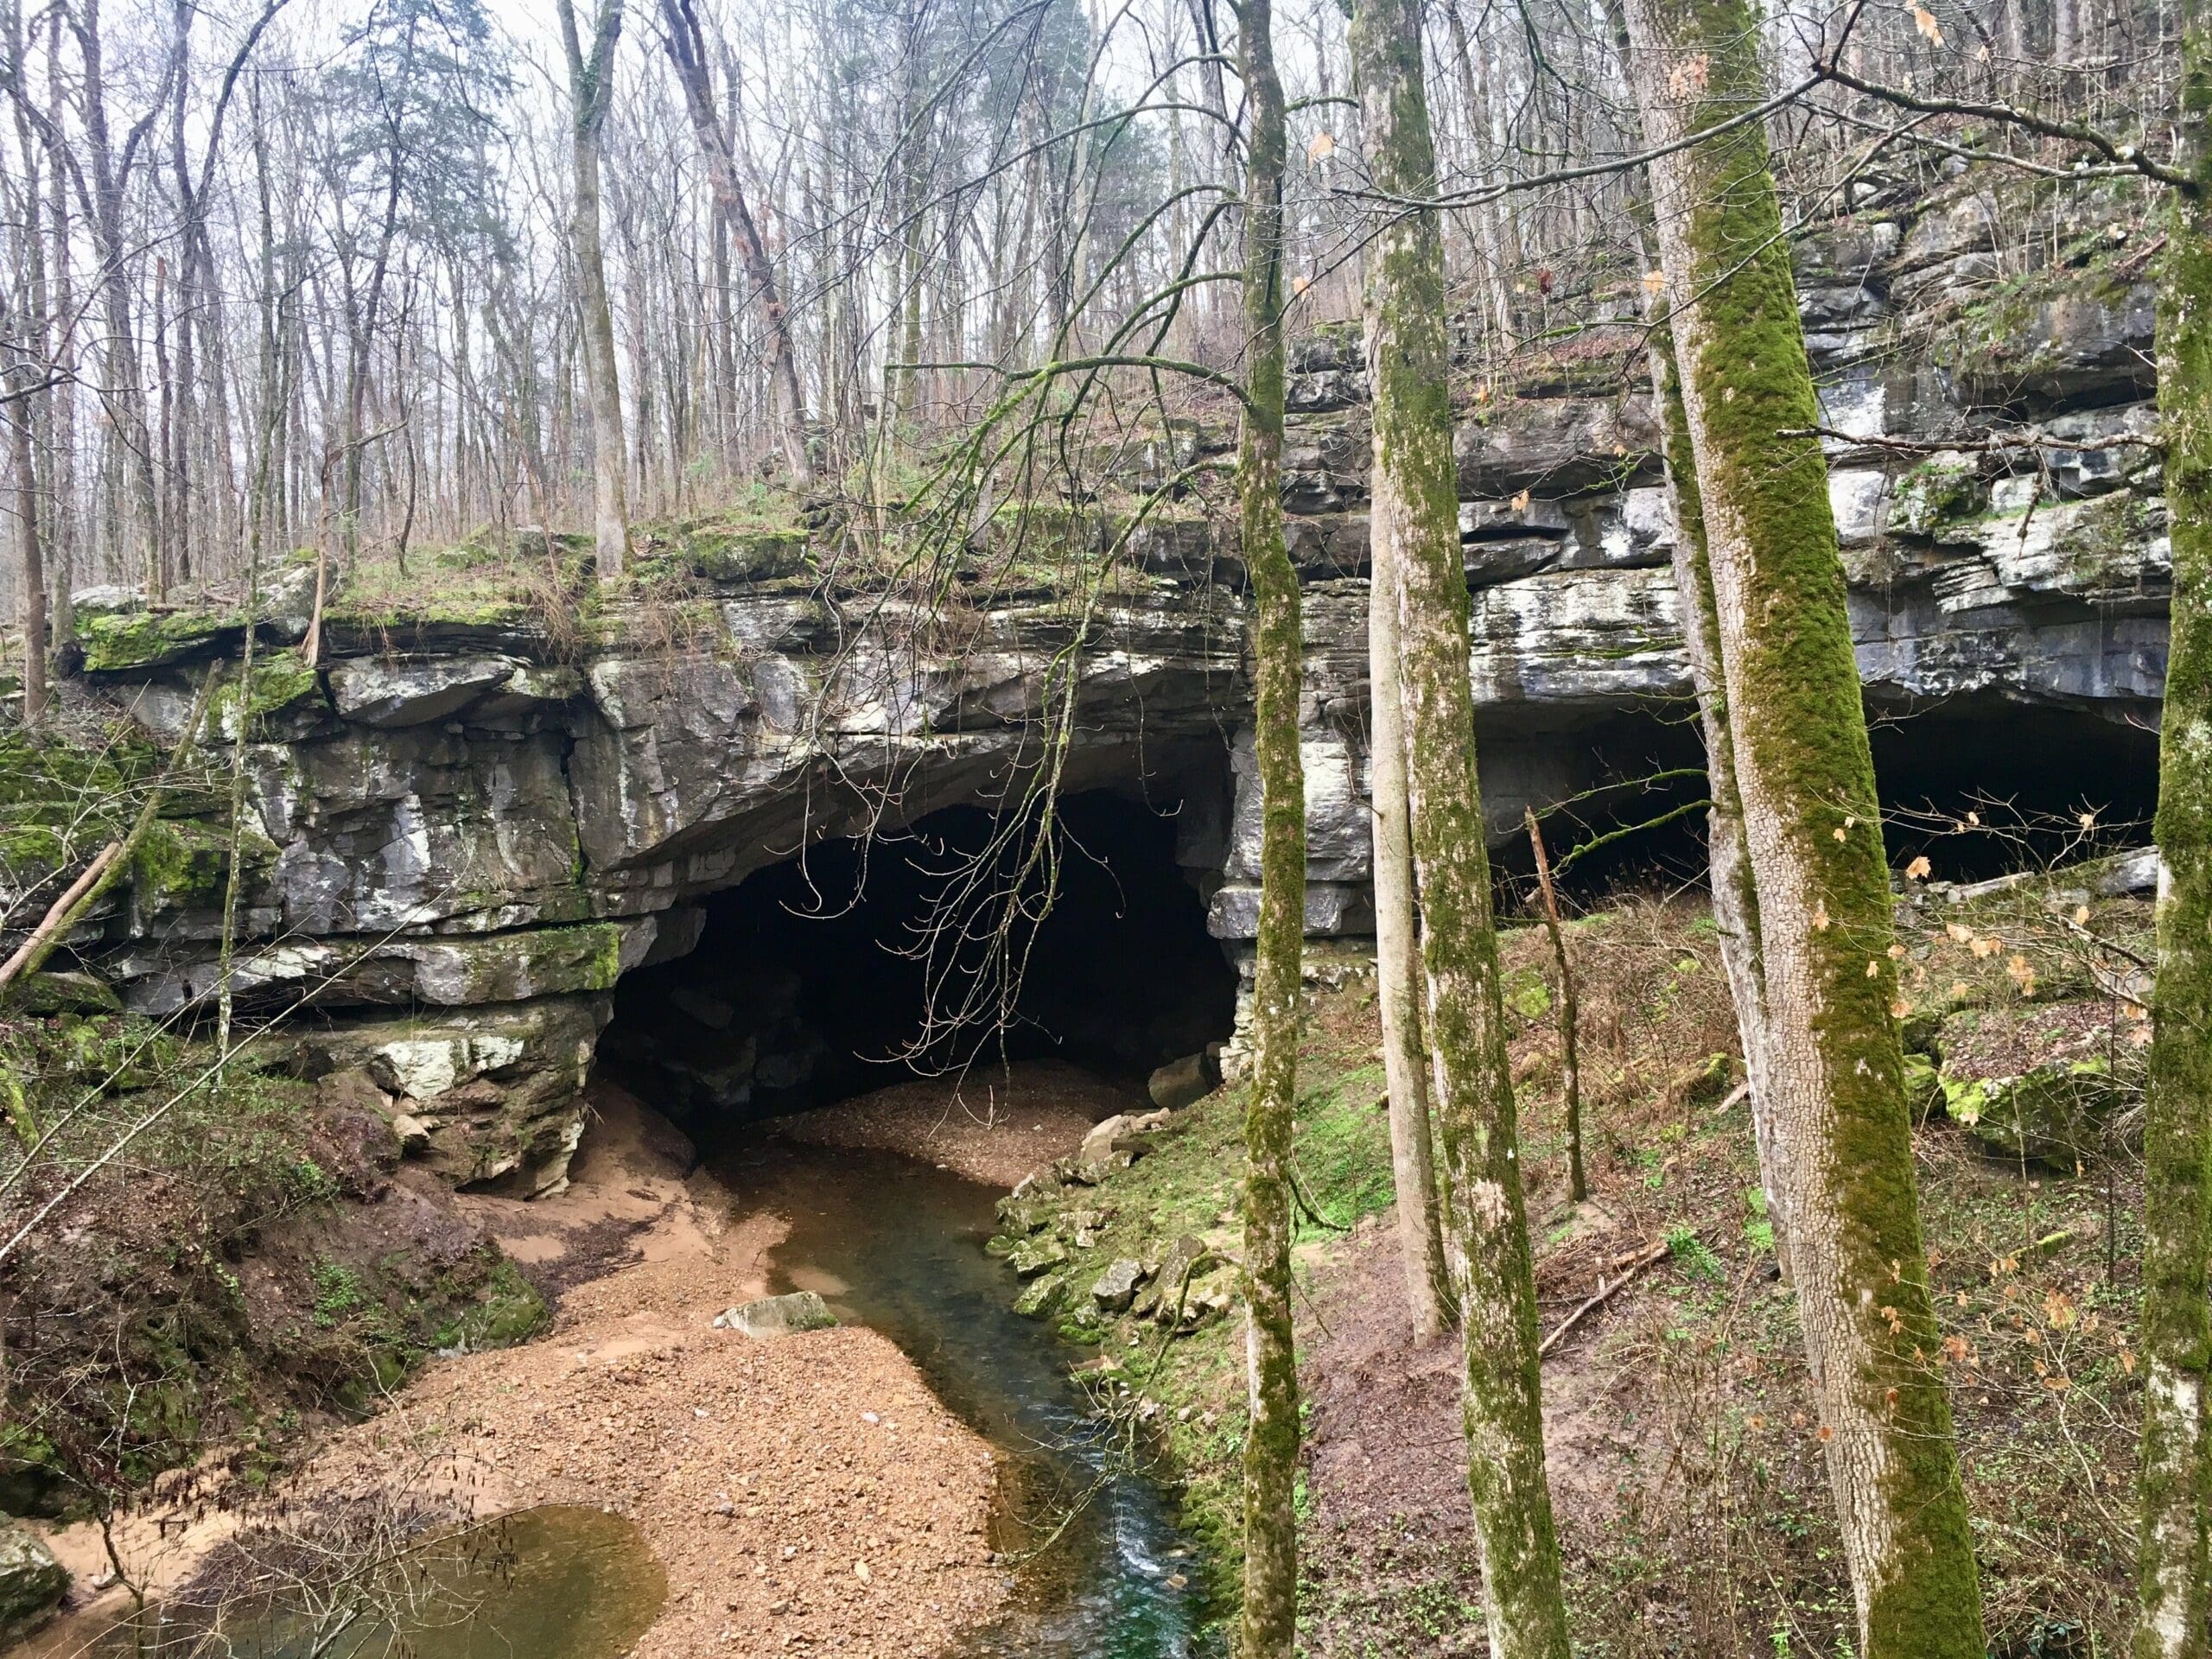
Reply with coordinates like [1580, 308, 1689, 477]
[27, 1061, 1132, 1659]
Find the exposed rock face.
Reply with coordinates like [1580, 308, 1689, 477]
[0, 1523, 66, 1643]
[8, 181, 2169, 1194]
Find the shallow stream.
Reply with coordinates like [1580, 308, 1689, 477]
[720, 1138, 1203, 1658]
[52, 1103, 1204, 1659]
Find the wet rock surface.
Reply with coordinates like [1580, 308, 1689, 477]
[716, 1290, 839, 1338]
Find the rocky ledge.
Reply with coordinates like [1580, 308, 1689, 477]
[0, 177, 2171, 1198]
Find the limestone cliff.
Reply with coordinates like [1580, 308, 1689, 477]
[0, 177, 2170, 1195]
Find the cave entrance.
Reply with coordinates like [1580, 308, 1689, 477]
[1484, 693, 2161, 903]
[1869, 697, 2159, 880]
[597, 788, 1237, 1135]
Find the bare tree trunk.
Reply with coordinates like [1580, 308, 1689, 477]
[1231, 1, 1300, 1651]
[10, 372, 48, 727]
[1350, 1, 1571, 1653]
[1523, 810, 1583, 1204]
[1621, 0, 1986, 1648]
[2132, 0, 2212, 1646]
[658, 0, 811, 488]
[559, 0, 628, 579]
[1365, 255, 1451, 1346]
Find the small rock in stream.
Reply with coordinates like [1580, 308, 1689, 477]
[714, 1292, 838, 1338]
[1006, 1236, 1069, 1278]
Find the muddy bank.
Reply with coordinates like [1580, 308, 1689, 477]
[28, 1069, 1129, 1658]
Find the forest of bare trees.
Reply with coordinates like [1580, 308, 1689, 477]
[0, 0, 2173, 633]
[4, 0, 2209, 1654]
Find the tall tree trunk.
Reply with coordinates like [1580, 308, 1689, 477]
[1523, 810, 1583, 1205]
[1620, 0, 1986, 1649]
[1594, 0, 1782, 1264]
[1654, 315, 1781, 1261]
[658, 0, 811, 488]
[72, 0, 168, 597]
[2132, 0, 2212, 1644]
[1368, 529, 1452, 1340]
[10, 370, 48, 728]
[1231, 1, 1301, 1652]
[559, 0, 628, 580]
[1350, 2, 1572, 1654]
[42, 13, 73, 648]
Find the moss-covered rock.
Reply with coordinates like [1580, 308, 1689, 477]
[0, 1522, 67, 1639]
[1939, 1057, 2123, 1167]
[78, 606, 239, 674]
[212, 650, 329, 741]
[1891, 454, 1987, 537]
[671, 524, 808, 585]
[2049, 487, 2163, 592]
[1011, 1270, 1068, 1319]
[130, 817, 278, 921]
[11, 971, 121, 1017]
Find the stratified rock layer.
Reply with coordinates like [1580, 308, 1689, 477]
[7, 180, 2170, 1193]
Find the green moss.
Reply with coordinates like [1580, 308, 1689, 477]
[2050, 488, 2160, 590]
[440, 1261, 549, 1351]
[1503, 964, 1554, 1020]
[212, 651, 327, 736]
[131, 817, 276, 912]
[1657, 0, 1986, 1639]
[659, 519, 808, 585]
[1891, 455, 1987, 537]
[77, 607, 237, 674]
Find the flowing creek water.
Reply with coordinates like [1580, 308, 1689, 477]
[48, 1095, 1202, 1659]
[719, 1138, 1203, 1659]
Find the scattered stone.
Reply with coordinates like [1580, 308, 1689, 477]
[1090, 1258, 1151, 1313]
[1147, 1236, 1217, 1325]
[1147, 1051, 1218, 1111]
[1066, 1114, 1156, 1182]
[1006, 1236, 1069, 1279]
[0, 1522, 67, 1643]
[1076, 1116, 1135, 1167]
[12, 970, 120, 1015]
[2092, 846, 2161, 897]
[991, 1195, 1051, 1238]
[1061, 1148, 1136, 1185]
[1172, 1269, 1236, 1333]
[391, 1113, 433, 1155]
[715, 1292, 838, 1339]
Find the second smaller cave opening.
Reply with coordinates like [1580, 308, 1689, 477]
[597, 790, 1237, 1137]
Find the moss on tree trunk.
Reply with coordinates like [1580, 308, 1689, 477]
[2133, 6, 2212, 1651]
[1620, 0, 1985, 1649]
[1351, 0, 1571, 1651]
[1232, 3, 1302, 1651]
[1653, 308, 1782, 1267]
[1367, 357, 1452, 1342]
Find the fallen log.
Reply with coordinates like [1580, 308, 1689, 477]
[1538, 1236, 1675, 1358]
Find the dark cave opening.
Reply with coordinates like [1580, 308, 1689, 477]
[1868, 698, 2160, 880]
[597, 789, 1238, 1135]
[1496, 696, 2161, 906]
